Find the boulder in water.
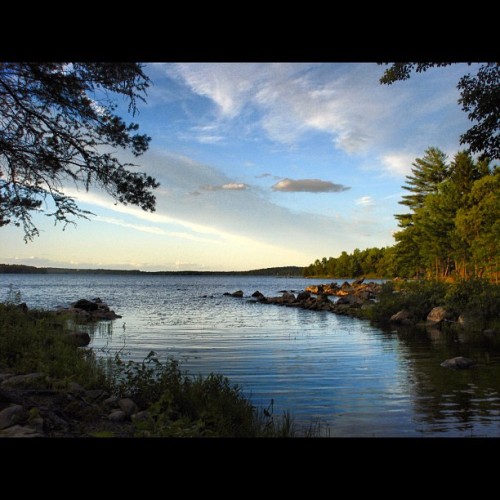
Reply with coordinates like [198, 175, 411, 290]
[440, 356, 476, 370]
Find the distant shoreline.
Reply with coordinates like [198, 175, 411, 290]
[0, 263, 304, 277]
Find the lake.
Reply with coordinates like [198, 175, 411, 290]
[2, 273, 500, 437]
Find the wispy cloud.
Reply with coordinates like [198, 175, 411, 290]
[163, 62, 472, 165]
[355, 196, 374, 206]
[256, 173, 281, 180]
[380, 152, 416, 177]
[201, 183, 248, 191]
[272, 178, 351, 193]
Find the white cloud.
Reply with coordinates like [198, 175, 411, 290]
[380, 152, 416, 177]
[162, 62, 471, 163]
[201, 182, 248, 191]
[272, 178, 350, 193]
[356, 196, 374, 206]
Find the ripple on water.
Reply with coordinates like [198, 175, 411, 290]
[3, 273, 500, 437]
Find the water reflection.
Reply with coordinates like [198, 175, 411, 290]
[389, 325, 500, 437]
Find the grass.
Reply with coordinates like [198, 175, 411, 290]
[0, 303, 296, 437]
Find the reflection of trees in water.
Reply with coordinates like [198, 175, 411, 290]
[387, 325, 500, 436]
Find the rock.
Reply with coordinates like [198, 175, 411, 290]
[251, 291, 266, 300]
[0, 425, 43, 438]
[0, 404, 27, 430]
[231, 290, 244, 298]
[223, 292, 231, 296]
[340, 281, 351, 289]
[118, 398, 138, 416]
[92, 297, 103, 304]
[92, 310, 122, 320]
[281, 292, 295, 301]
[85, 389, 108, 402]
[72, 299, 99, 311]
[67, 382, 85, 394]
[108, 410, 127, 422]
[103, 396, 120, 409]
[390, 310, 412, 324]
[440, 356, 476, 370]
[0, 373, 14, 383]
[427, 306, 449, 324]
[131, 410, 150, 423]
[352, 277, 365, 286]
[297, 291, 311, 302]
[67, 332, 91, 346]
[1, 373, 45, 388]
[336, 296, 351, 305]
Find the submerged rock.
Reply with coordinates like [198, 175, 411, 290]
[440, 356, 476, 370]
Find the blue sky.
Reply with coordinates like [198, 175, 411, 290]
[0, 63, 477, 271]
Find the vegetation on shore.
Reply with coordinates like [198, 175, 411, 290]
[0, 302, 295, 437]
[362, 278, 500, 332]
[306, 148, 499, 282]
[0, 263, 303, 277]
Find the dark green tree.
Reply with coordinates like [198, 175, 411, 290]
[0, 63, 159, 241]
[380, 63, 500, 160]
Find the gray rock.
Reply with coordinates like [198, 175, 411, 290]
[85, 389, 108, 401]
[251, 291, 266, 300]
[297, 291, 311, 302]
[440, 356, 476, 370]
[131, 411, 150, 423]
[103, 396, 120, 409]
[281, 292, 295, 301]
[72, 299, 98, 311]
[108, 410, 127, 422]
[0, 425, 43, 438]
[390, 310, 412, 324]
[0, 405, 27, 430]
[0, 373, 14, 383]
[1, 373, 45, 388]
[336, 296, 351, 305]
[118, 398, 138, 416]
[67, 382, 85, 394]
[231, 290, 244, 298]
[427, 306, 449, 324]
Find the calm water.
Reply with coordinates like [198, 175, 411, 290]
[2, 273, 500, 437]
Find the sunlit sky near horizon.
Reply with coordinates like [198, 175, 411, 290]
[0, 63, 480, 271]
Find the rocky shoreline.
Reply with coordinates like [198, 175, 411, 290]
[0, 376, 141, 437]
[225, 278, 382, 319]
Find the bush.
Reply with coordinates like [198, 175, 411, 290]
[110, 351, 295, 437]
[0, 305, 295, 437]
[0, 304, 108, 388]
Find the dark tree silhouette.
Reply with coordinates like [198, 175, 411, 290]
[380, 63, 500, 161]
[0, 63, 159, 241]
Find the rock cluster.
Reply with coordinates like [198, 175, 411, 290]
[224, 280, 382, 319]
[55, 297, 122, 321]
[0, 373, 144, 438]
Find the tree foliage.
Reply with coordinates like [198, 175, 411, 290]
[380, 63, 500, 160]
[0, 63, 159, 241]
[305, 148, 499, 282]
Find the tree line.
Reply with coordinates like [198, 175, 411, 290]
[305, 148, 499, 281]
